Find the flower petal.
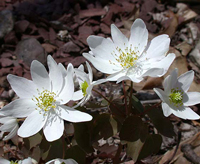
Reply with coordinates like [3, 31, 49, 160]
[72, 90, 84, 101]
[46, 159, 78, 164]
[0, 99, 36, 118]
[0, 116, 15, 124]
[31, 60, 50, 91]
[145, 34, 170, 58]
[58, 63, 67, 77]
[163, 68, 178, 94]
[58, 63, 74, 104]
[3, 124, 18, 141]
[47, 55, 63, 93]
[129, 18, 148, 55]
[43, 110, 64, 142]
[142, 68, 164, 78]
[0, 158, 10, 164]
[86, 61, 93, 82]
[153, 88, 168, 102]
[117, 75, 143, 83]
[172, 107, 200, 120]
[142, 53, 175, 77]
[183, 92, 200, 106]
[161, 102, 172, 117]
[7, 74, 37, 99]
[90, 38, 119, 62]
[0, 119, 17, 131]
[87, 35, 105, 49]
[177, 70, 194, 92]
[75, 68, 90, 85]
[18, 110, 47, 138]
[83, 53, 121, 74]
[20, 157, 34, 164]
[106, 70, 126, 82]
[57, 106, 92, 123]
[111, 24, 128, 49]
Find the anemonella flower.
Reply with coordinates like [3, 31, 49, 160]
[83, 18, 175, 83]
[45, 158, 78, 164]
[154, 68, 200, 120]
[0, 56, 92, 142]
[0, 157, 37, 164]
[72, 61, 106, 107]
[0, 116, 18, 141]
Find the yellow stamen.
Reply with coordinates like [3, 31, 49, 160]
[81, 81, 89, 96]
[110, 45, 139, 69]
[169, 88, 183, 107]
[32, 90, 56, 112]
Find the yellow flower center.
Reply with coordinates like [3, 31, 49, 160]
[33, 90, 57, 112]
[81, 81, 89, 96]
[169, 88, 183, 107]
[10, 161, 18, 164]
[110, 45, 139, 69]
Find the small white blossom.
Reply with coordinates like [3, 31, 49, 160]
[154, 68, 200, 120]
[46, 158, 78, 164]
[83, 18, 175, 83]
[0, 56, 92, 142]
[0, 157, 37, 164]
[0, 116, 18, 140]
[72, 61, 106, 107]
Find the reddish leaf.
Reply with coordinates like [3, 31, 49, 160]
[15, 20, 30, 33]
[119, 116, 148, 142]
[0, 58, 13, 67]
[79, 8, 106, 19]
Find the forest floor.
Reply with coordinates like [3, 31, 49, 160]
[1, 0, 200, 163]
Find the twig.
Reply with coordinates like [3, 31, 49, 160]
[181, 144, 200, 164]
[164, 131, 182, 164]
[113, 144, 123, 164]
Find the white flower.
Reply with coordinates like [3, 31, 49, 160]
[72, 61, 106, 107]
[0, 157, 37, 164]
[83, 18, 175, 83]
[0, 56, 92, 142]
[154, 68, 200, 120]
[45, 158, 78, 164]
[0, 116, 18, 140]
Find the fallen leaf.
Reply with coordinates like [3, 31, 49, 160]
[79, 8, 106, 19]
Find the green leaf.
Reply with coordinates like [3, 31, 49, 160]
[119, 116, 148, 142]
[40, 138, 65, 161]
[109, 98, 126, 124]
[74, 122, 94, 153]
[65, 145, 86, 164]
[23, 132, 42, 151]
[127, 139, 144, 162]
[131, 95, 144, 113]
[29, 133, 42, 149]
[138, 134, 162, 160]
[146, 106, 175, 138]
[110, 115, 118, 136]
[92, 114, 115, 141]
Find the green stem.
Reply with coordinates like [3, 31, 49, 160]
[113, 143, 123, 164]
[62, 135, 66, 159]
[128, 81, 133, 114]
[93, 89, 121, 114]
[122, 81, 128, 115]
[140, 102, 161, 116]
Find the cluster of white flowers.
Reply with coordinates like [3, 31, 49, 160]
[0, 157, 37, 164]
[0, 157, 77, 164]
[83, 18, 200, 120]
[1, 18, 200, 163]
[154, 69, 200, 120]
